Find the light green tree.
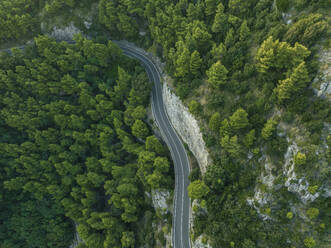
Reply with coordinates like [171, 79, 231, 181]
[220, 135, 241, 158]
[131, 105, 146, 120]
[174, 40, 191, 78]
[276, 61, 310, 104]
[244, 129, 255, 148]
[239, 20, 250, 41]
[209, 112, 221, 132]
[261, 118, 278, 140]
[229, 108, 249, 131]
[132, 120, 149, 139]
[211, 3, 226, 34]
[294, 152, 306, 165]
[154, 157, 170, 174]
[224, 28, 235, 48]
[121, 232, 135, 248]
[190, 50, 202, 76]
[220, 118, 232, 137]
[206, 61, 228, 88]
[306, 208, 319, 219]
[145, 136, 165, 155]
[304, 237, 316, 248]
[189, 100, 201, 115]
[286, 212, 293, 219]
[188, 180, 210, 200]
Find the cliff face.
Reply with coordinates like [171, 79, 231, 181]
[312, 48, 331, 101]
[117, 39, 212, 174]
[163, 82, 211, 174]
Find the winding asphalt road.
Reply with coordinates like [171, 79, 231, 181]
[116, 44, 191, 248]
[1, 41, 192, 248]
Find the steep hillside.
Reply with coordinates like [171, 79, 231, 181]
[95, 0, 330, 247]
[0, 0, 330, 247]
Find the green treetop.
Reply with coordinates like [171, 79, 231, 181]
[229, 108, 249, 131]
[207, 61, 228, 88]
[209, 112, 221, 132]
[188, 180, 210, 200]
[261, 118, 278, 140]
[132, 120, 149, 140]
[190, 50, 202, 77]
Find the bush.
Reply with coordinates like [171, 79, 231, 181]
[286, 212, 293, 219]
[304, 237, 316, 248]
[294, 152, 306, 166]
[306, 208, 319, 219]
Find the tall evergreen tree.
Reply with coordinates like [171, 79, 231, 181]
[207, 61, 229, 87]
[190, 50, 203, 77]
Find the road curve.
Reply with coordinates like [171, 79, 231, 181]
[117, 44, 191, 248]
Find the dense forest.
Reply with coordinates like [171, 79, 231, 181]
[97, 0, 330, 247]
[0, 35, 173, 247]
[0, 0, 330, 248]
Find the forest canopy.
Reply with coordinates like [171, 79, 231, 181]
[0, 35, 172, 248]
[0, 0, 330, 247]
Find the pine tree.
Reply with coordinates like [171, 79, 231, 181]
[211, 3, 226, 34]
[211, 42, 226, 63]
[174, 40, 191, 79]
[224, 28, 235, 48]
[261, 118, 278, 140]
[188, 180, 210, 200]
[190, 50, 202, 76]
[209, 112, 221, 132]
[276, 61, 309, 103]
[205, 0, 218, 17]
[239, 20, 250, 41]
[206, 61, 228, 88]
[229, 108, 249, 130]
[256, 37, 274, 72]
[132, 120, 149, 139]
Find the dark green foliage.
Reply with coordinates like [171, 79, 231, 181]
[0, 0, 40, 43]
[101, 1, 330, 247]
[0, 0, 329, 247]
[0, 36, 171, 248]
[276, 0, 290, 12]
[146, 135, 166, 155]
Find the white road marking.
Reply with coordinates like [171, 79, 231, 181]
[122, 47, 191, 248]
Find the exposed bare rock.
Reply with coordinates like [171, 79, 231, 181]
[49, 23, 81, 41]
[163, 83, 211, 174]
[313, 49, 331, 100]
[151, 189, 170, 214]
[192, 236, 212, 248]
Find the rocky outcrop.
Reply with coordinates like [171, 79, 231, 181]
[69, 224, 83, 248]
[283, 140, 320, 203]
[163, 83, 211, 174]
[312, 48, 331, 100]
[115, 40, 211, 173]
[247, 156, 275, 221]
[150, 189, 171, 214]
[192, 236, 212, 248]
[49, 23, 81, 41]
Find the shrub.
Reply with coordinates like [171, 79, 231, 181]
[286, 212, 293, 219]
[304, 237, 316, 248]
[294, 152, 306, 166]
